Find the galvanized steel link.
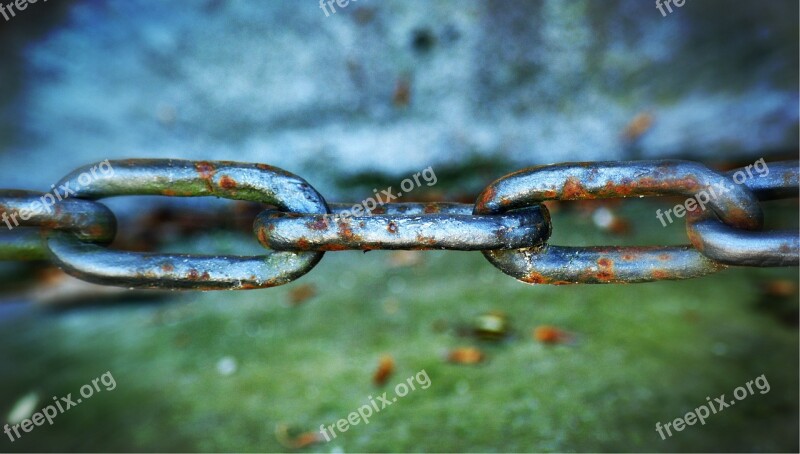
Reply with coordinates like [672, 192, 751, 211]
[0, 158, 796, 290]
[685, 161, 799, 267]
[254, 203, 551, 251]
[0, 190, 116, 260]
[473, 160, 765, 284]
[45, 159, 329, 290]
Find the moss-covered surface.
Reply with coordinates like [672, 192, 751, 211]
[0, 203, 797, 452]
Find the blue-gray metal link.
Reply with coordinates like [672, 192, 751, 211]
[0, 158, 796, 290]
[46, 159, 329, 290]
[685, 161, 799, 266]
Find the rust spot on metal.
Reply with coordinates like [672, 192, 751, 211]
[257, 228, 270, 247]
[387, 221, 398, 233]
[195, 161, 216, 178]
[652, 270, 670, 280]
[562, 177, 591, 199]
[219, 175, 237, 189]
[307, 217, 329, 231]
[476, 186, 497, 211]
[201, 271, 211, 280]
[596, 257, 614, 281]
[195, 161, 216, 193]
[371, 206, 387, 214]
[525, 271, 571, 285]
[161, 263, 174, 272]
[423, 203, 440, 214]
[337, 220, 361, 243]
[296, 238, 310, 250]
[659, 253, 670, 261]
[188, 269, 200, 280]
[414, 234, 437, 248]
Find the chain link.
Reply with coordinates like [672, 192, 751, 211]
[0, 158, 796, 290]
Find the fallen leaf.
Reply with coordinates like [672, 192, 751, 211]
[373, 355, 395, 386]
[447, 347, 485, 365]
[533, 325, 573, 345]
[275, 424, 322, 449]
[288, 284, 316, 306]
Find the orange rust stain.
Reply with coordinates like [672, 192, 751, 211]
[256, 228, 270, 247]
[371, 206, 387, 214]
[337, 220, 357, 240]
[596, 257, 614, 281]
[88, 224, 105, 238]
[201, 271, 210, 280]
[195, 161, 216, 179]
[219, 175, 237, 189]
[387, 221, 398, 233]
[652, 270, 670, 280]
[161, 263, 174, 272]
[658, 253, 670, 261]
[188, 269, 199, 280]
[307, 217, 329, 231]
[323, 244, 348, 251]
[423, 203, 440, 214]
[686, 227, 704, 251]
[525, 272, 553, 284]
[562, 177, 591, 199]
[476, 186, 497, 212]
[296, 238, 310, 250]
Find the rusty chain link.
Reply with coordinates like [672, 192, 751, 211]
[0, 158, 796, 290]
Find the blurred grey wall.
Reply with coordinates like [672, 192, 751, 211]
[0, 0, 797, 199]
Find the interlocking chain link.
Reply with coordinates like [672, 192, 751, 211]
[0, 158, 796, 290]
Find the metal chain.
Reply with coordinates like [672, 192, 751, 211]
[0, 159, 796, 290]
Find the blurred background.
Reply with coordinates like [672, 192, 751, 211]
[0, 0, 797, 451]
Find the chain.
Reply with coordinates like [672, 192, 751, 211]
[0, 159, 796, 290]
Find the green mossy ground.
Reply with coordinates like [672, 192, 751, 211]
[0, 202, 797, 452]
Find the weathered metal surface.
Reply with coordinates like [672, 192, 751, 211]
[47, 231, 322, 290]
[474, 160, 763, 229]
[685, 161, 799, 266]
[483, 245, 725, 285]
[0, 159, 796, 289]
[474, 160, 764, 284]
[254, 203, 551, 251]
[47, 160, 329, 290]
[0, 190, 116, 260]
